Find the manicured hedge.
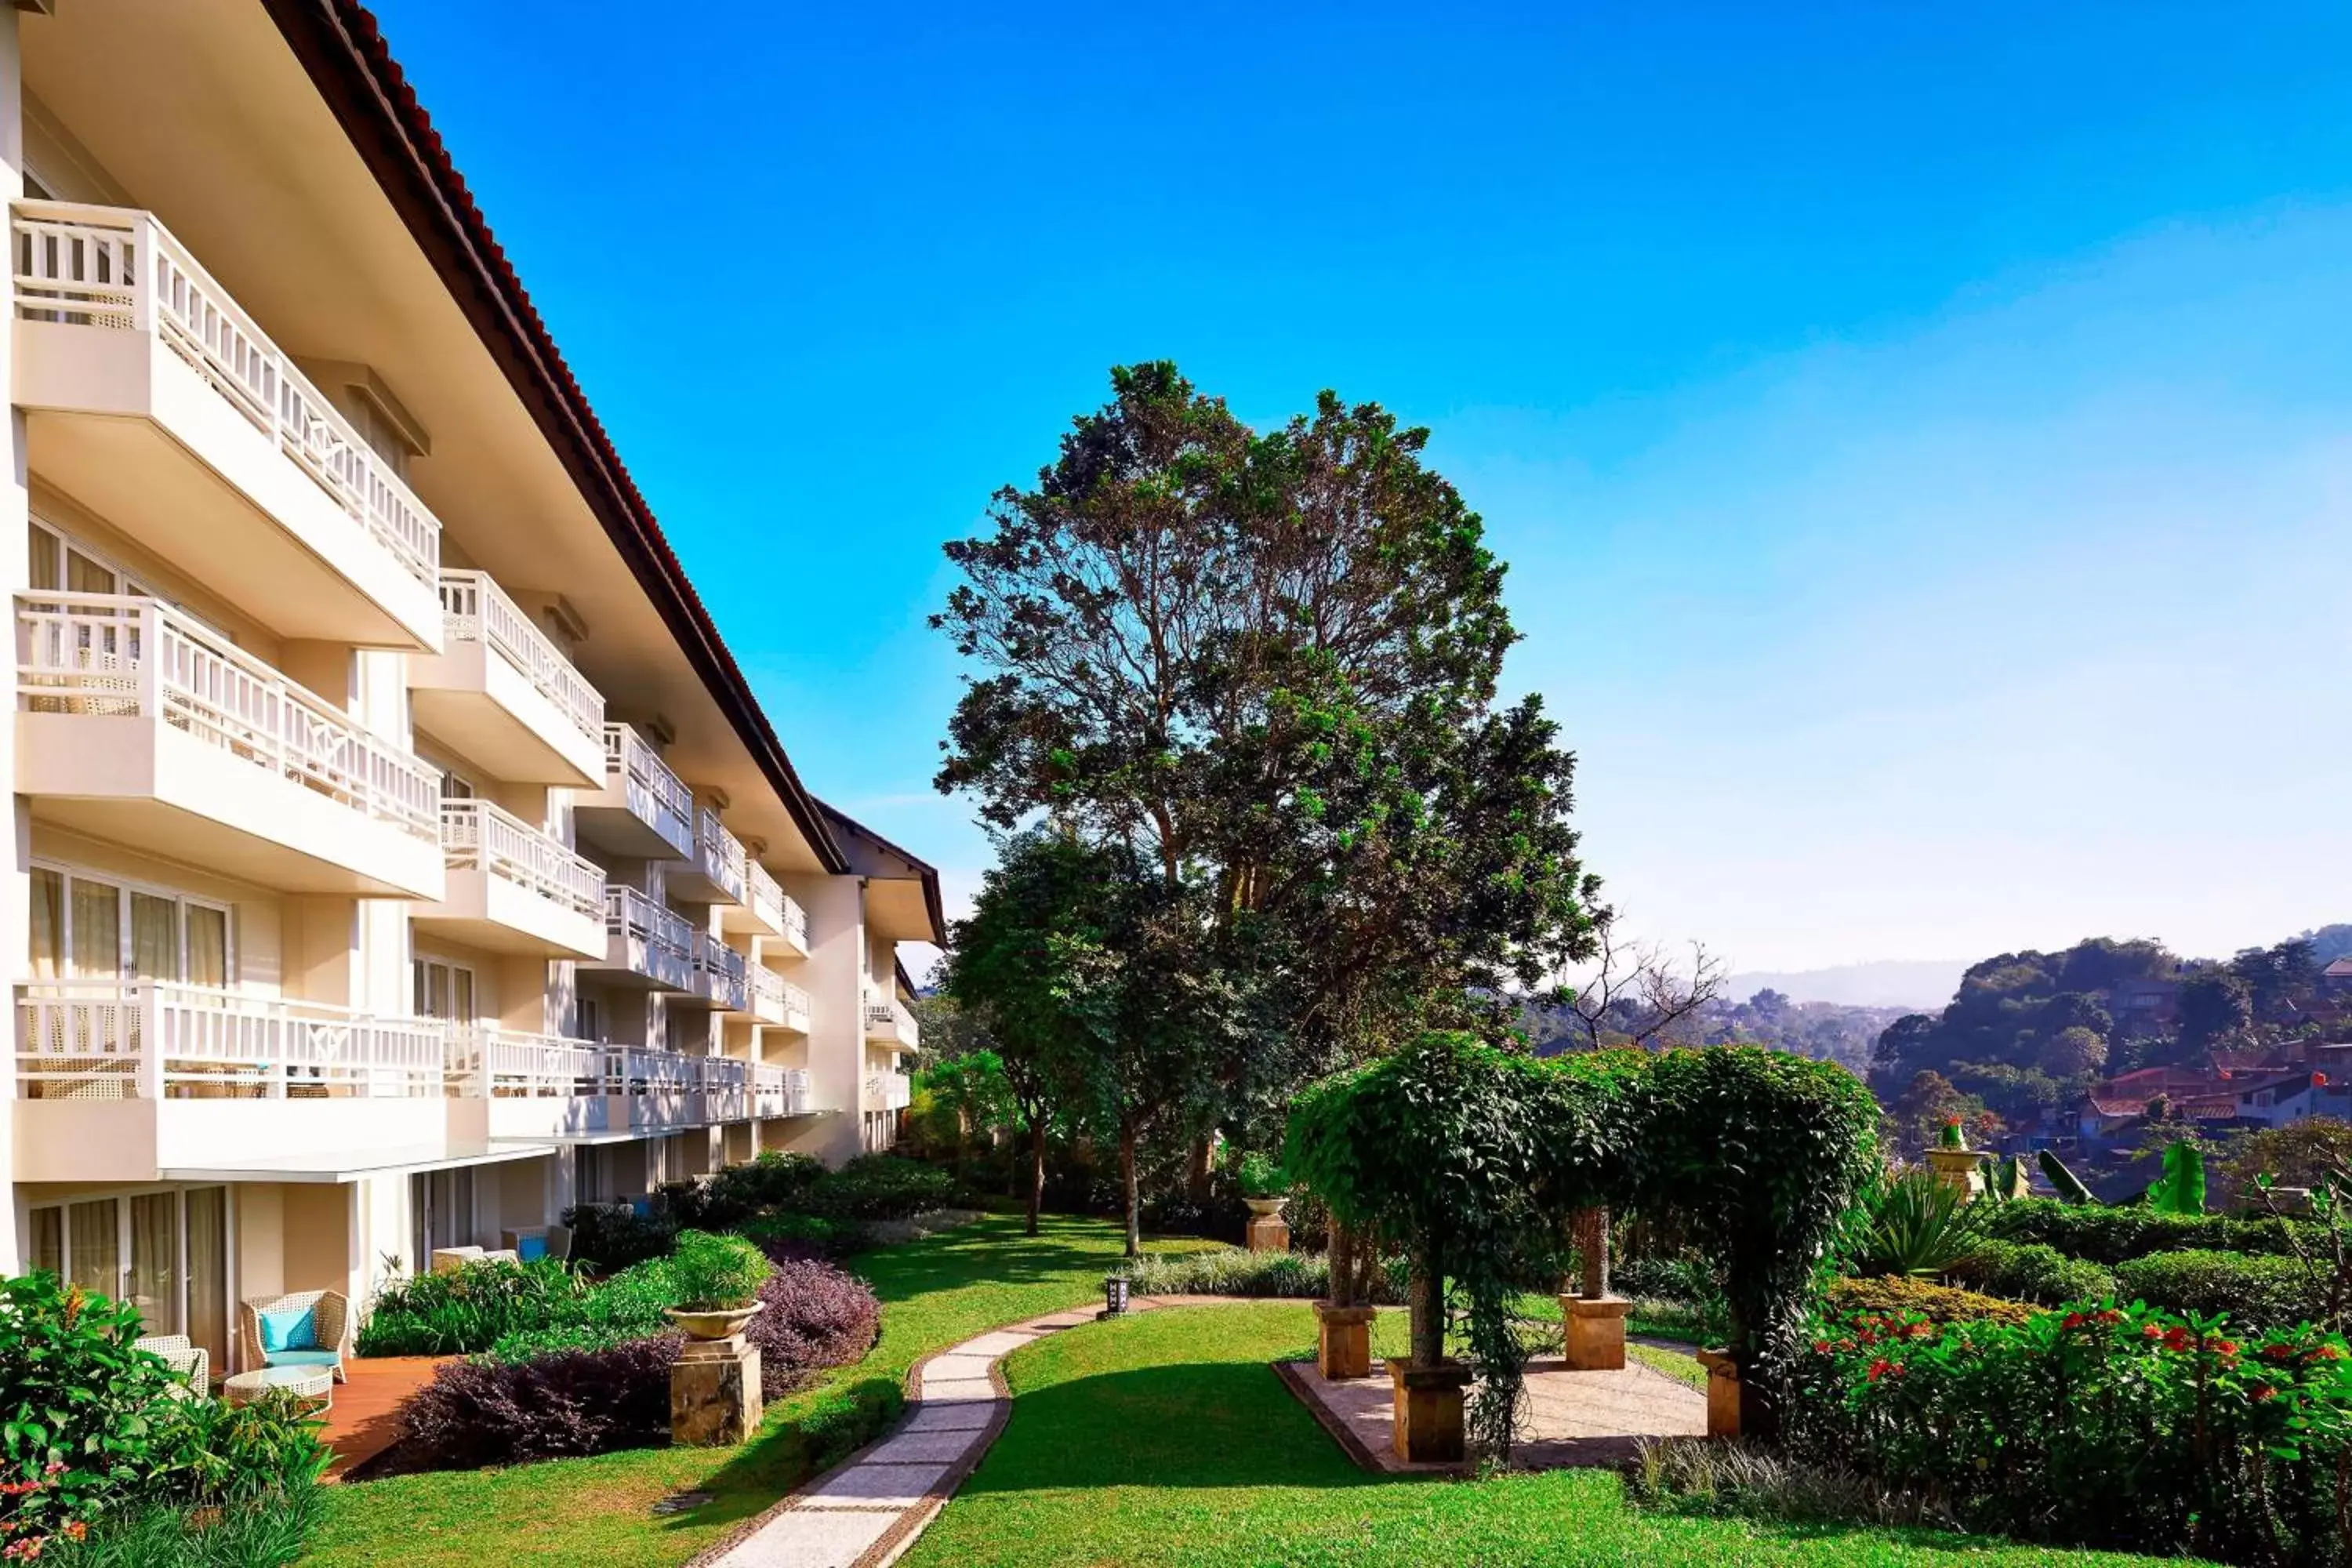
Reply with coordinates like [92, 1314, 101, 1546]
[1943, 1238, 2117, 1307]
[1819, 1276, 2031, 1327]
[1791, 1296, 2352, 1564]
[1987, 1198, 2315, 1265]
[1120, 1246, 1410, 1304]
[2113, 1247, 2329, 1330]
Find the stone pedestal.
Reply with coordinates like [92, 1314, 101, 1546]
[1695, 1348, 1740, 1439]
[1388, 1359, 1472, 1464]
[1560, 1294, 1632, 1370]
[1925, 1145, 1983, 1201]
[1245, 1214, 1290, 1254]
[671, 1334, 763, 1446]
[1313, 1301, 1376, 1380]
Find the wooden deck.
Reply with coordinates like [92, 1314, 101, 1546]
[319, 1356, 449, 1480]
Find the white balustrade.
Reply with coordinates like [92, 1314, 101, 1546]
[604, 885, 695, 990]
[695, 932, 748, 1011]
[781, 894, 810, 952]
[601, 725, 693, 856]
[864, 1071, 912, 1112]
[745, 861, 790, 938]
[16, 981, 445, 1099]
[441, 798, 603, 921]
[862, 991, 919, 1047]
[13, 202, 441, 590]
[17, 594, 441, 841]
[447, 1025, 605, 1098]
[695, 807, 748, 904]
[437, 572, 602, 743]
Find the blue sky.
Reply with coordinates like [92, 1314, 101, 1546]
[372, 2, 2352, 978]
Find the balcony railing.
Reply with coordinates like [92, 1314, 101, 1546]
[863, 992, 919, 1048]
[441, 799, 603, 923]
[437, 572, 602, 745]
[781, 895, 809, 952]
[447, 1025, 604, 1098]
[745, 862, 788, 937]
[13, 202, 441, 590]
[695, 807, 748, 905]
[694, 933, 748, 1011]
[16, 981, 446, 1098]
[600, 724, 693, 857]
[744, 966, 813, 1029]
[866, 1072, 912, 1112]
[17, 594, 440, 843]
[751, 1061, 809, 1117]
[604, 885, 695, 990]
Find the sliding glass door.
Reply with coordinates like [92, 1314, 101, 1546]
[27, 1188, 231, 1381]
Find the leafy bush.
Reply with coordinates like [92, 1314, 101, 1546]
[1119, 1247, 1410, 1304]
[1788, 1297, 2352, 1563]
[1943, 1238, 2117, 1305]
[40, 1486, 323, 1568]
[670, 1230, 773, 1311]
[1626, 1436, 1948, 1530]
[354, 1257, 595, 1356]
[1987, 1197, 2314, 1265]
[2113, 1247, 2327, 1329]
[1817, 1276, 2031, 1327]
[0, 1273, 184, 1544]
[804, 1156, 975, 1221]
[710, 1151, 825, 1211]
[561, 1200, 680, 1272]
[740, 1210, 858, 1261]
[396, 1336, 681, 1469]
[744, 1259, 880, 1398]
[1233, 1150, 1287, 1199]
[1614, 1254, 1721, 1307]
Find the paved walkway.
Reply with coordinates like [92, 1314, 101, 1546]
[700, 1296, 1708, 1568]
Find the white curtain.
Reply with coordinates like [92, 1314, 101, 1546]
[66, 1199, 118, 1298]
[28, 869, 61, 981]
[184, 1189, 227, 1377]
[186, 907, 227, 989]
[126, 1192, 177, 1333]
[130, 893, 179, 982]
[68, 877, 120, 979]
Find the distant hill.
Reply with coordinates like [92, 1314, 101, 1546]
[1723, 960, 1969, 1011]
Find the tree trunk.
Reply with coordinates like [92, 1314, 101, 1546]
[1329, 1217, 1358, 1308]
[1120, 1123, 1142, 1258]
[1025, 1118, 1047, 1236]
[1408, 1239, 1445, 1368]
[1186, 1134, 1214, 1203]
[1573, 1207, 1610, 1298]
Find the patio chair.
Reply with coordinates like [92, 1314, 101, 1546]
[546, 1223, 573, 1261]
[133, 1333, 212, 1398]
[237, 1289, 350, 1384]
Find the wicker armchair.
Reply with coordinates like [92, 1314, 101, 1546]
[133, 1333, 212, 1399]
[237, 1289, 350, 1383]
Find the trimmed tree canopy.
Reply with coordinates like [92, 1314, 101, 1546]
[1286, 1033, 1881, 1446]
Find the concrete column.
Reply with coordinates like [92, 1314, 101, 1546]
[782, 873, 862, 1167]
[0, 7, 27, 1273]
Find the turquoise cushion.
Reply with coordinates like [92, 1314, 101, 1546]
[516, 1236, 548, 1262]
[256, 1306, 314, 1354]
[263, 1348, 340, 1369]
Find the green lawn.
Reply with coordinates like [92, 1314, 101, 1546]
[901, 1301, 2198, 1568]
[307, 1215, 1207, 1566]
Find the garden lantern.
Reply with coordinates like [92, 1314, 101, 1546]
[1101, 1274, 1131, 1319]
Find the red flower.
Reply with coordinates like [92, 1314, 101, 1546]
[1866, 1358, 1900, 1383]
[56, 1525, 82, 1544]
[2142, 1323, 2165, 1341]
[2162, 1328, 2190, 1352]
[2252, 1383, 2278, 1401]
[2216, 1341, 2240, 1356]
[2263, 1343, 2299, 1363]
[1813, 1339, 1831, 1355]
[2062, 1312, 2086, 1330]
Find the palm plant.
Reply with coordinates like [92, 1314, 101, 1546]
[1851, 1167, 1991, 1279]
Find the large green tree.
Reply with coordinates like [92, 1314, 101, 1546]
[935, 363, 1602, 1123]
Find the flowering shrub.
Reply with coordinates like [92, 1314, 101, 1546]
[1817, 1275, 2029, 1327]
[1788, 1296, 2352, 1563]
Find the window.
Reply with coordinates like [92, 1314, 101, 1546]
[27, 518, 160, 601]
[411, 957, 477, 1024]
[28, 865, 233, 987]
[27, 1188, 230, 1378]
[575, 994, 602, 1043]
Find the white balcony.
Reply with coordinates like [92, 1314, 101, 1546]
[11, 203, 442, 649]
[573, 724, 694, 861]
[678, 931, 748, 1012]
[669, 805, 747, 907]
[865, 1071, 912, 1112]
[409, 573, 604, 786]
[450, 1025, 612, 1141]
[581, 885, 694, 991]
[720, 861, 806, 952]
[863, 992, 920, 1051]
[414, 800, 604, 959]
[16, 594, 443, 898]
[13, 981, 456, 1181]
[739, 964, 812, 1032]
[751, 1061, 812, 1118]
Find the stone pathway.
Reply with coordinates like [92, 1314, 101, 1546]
[699, 1296, 1707, 1567]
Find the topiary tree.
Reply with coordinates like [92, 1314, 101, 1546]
[1287, 1033, 1879, 1454]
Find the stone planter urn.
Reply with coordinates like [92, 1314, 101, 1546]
[665, 1302, 765, 1341]
[1923, 1145, 1985, 1202]
[1312, 1301, 1376, 1380]
[1388, 1359, 1473, 1464]
[1243, 1197, 1290, 1254]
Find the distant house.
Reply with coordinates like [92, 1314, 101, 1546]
[2074, 1066, 2242, 1144]
[2233, 1070, 2352, 1127]
[2321, 958, 2352, 996]
[2112, 978, 2184, 1027]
